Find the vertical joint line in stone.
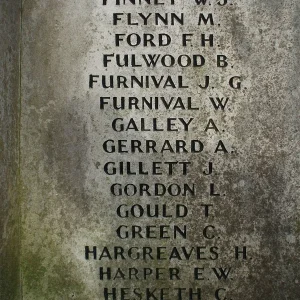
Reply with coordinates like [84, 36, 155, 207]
[18, 0, 23, 298]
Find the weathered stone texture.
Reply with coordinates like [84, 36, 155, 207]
[13, 0, 300, 299]
[0, 0, 21, 299]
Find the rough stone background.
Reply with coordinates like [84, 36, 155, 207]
[1, 0, 299, 299]
[0, 0, 21, 299]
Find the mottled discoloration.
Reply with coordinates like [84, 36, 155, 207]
[0, 0, 21, 299]
[230, 2, 300, 299]
[19, 0, 300, 299]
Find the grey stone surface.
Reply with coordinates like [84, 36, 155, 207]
[0, 0, 21, 299]
[13, 0, 300, 299]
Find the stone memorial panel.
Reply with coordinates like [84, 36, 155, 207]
[1, 0, 300, 299]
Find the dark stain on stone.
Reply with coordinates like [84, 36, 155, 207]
[0, 0, 21, 299]
[22, 0, 94, 213]
[43, 106, 90, 212]
[229, 15, 252, 60]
